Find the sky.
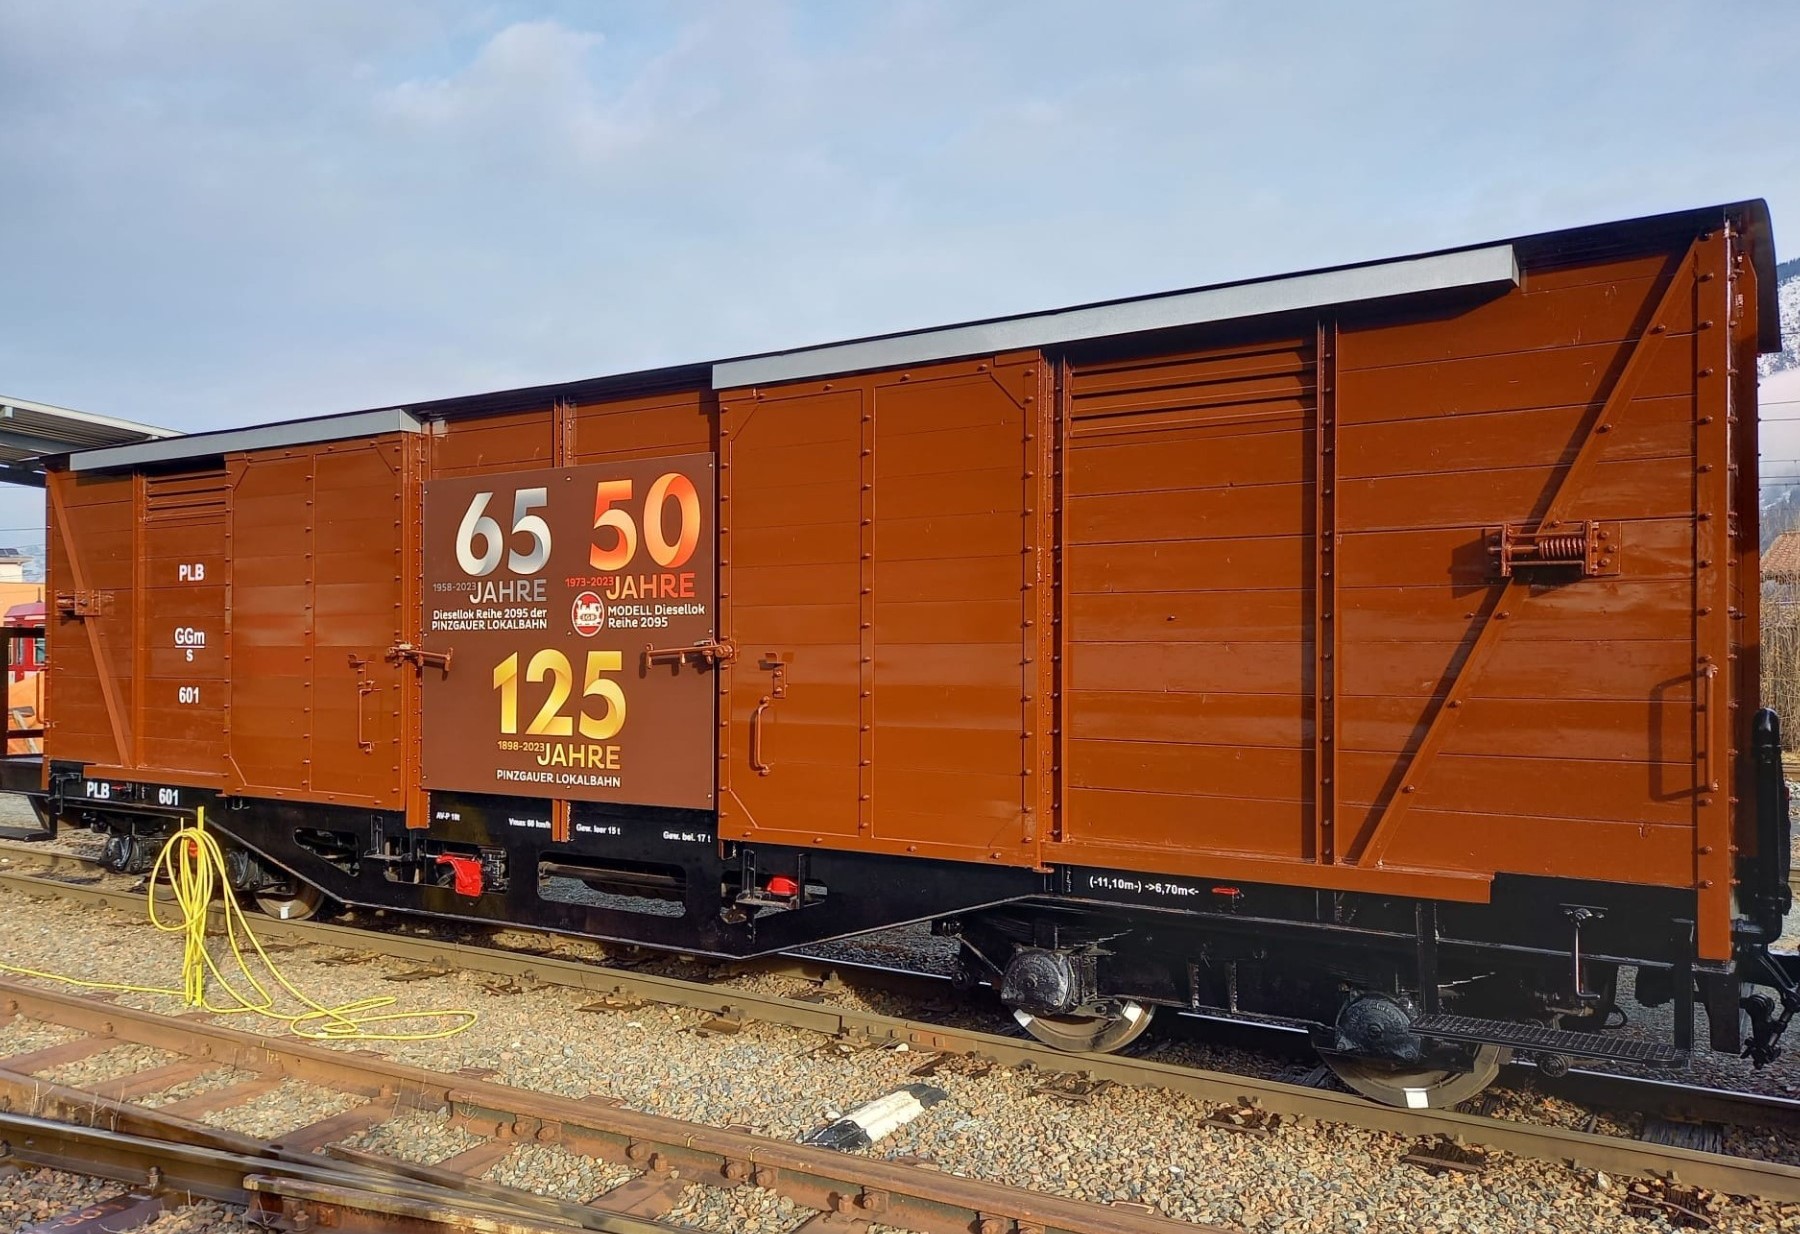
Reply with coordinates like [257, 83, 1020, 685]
[1, 0, 1798, 545]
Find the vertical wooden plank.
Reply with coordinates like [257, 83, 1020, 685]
[554, 398, 575, 467]
[223, 458, 242, 793]
[715, 393, 738, 835]
[1051, 358, 1072, 851]
[41, 473, 55, 789]
[551, 399, 572, 841]
[303, 453, 317, 793]
[1727, 226, 1764, 874]
[1694, 226, 1734, 962]
[1313, 316, 1338, 864]
[402, 432, 430, 829]
[858, 387, 874, 839]
[1025, 357, 1056, 862]
[131, 472, 145, 770]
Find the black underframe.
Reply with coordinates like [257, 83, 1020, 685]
[35, 759, 1777, 1061]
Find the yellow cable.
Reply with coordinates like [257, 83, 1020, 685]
[0, 806, 475, 1041]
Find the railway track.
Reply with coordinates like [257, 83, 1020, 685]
[0, 1109, 673, 1234]
[0, 975, 1197, 1234]
[2, 848, 1800, 1211]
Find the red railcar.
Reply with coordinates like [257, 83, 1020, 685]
[27, 201, 1791, 1104]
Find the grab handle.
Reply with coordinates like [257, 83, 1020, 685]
[348, 654, 377, 753]
[1700, 659, 1719, 792]
[749, 696, 773, 776]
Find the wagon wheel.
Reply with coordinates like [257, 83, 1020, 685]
[1014, 1001, 1154, 1053]
[252, 880, 329, 922]
[1325, 1044, 1508, 1108]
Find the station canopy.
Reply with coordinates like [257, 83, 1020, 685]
[0, 395, 177, 486]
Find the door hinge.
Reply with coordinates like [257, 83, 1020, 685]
[1487, 520, 1621, 579]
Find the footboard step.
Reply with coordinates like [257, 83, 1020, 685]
[1410, 1014, 1685, 1066]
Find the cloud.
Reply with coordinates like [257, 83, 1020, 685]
[0, 0, 1794, 450]
[378, 20, 637, 165]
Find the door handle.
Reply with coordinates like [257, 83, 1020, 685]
[1699, 658, 1719, 792]
[348, 654, 378, 753]
[748, 655, 788, 777]
[750, 695, 773, 776]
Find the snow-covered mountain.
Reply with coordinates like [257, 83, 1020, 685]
[1763, 256, 1800, 380]
[1759, 258, 1800, 547]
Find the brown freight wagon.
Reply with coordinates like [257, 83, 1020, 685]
[21, 200, 1790, 1106]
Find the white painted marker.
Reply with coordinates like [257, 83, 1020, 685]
[802, 1083, 947, 1151]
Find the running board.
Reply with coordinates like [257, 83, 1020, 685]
[1411, 1014, 1686, 1067]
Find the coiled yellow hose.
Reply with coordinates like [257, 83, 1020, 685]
[0, 806, 475, 1041]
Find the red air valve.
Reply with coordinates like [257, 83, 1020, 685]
[765, 875, 799, 897]
[435, 855, 485, 897]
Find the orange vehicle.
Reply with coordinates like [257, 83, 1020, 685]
[21, 200, 1789, 1106]
[3, 601, 44, 755]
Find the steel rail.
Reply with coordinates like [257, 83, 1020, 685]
[0, 974, 1208, 1234]
[0, 846, 109, 882]
[0, 1109, 657, 1234]
[4, 864, 1800, 1201]
[1528, 1066, 1800, 1132]
[0, 1064, 680, 1232]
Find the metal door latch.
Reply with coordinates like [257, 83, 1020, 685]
[642, 639, 736, 668]
[1487, 520, 1621, 579]
[387, 642, 452, 672]
[54, 590, 113, 618]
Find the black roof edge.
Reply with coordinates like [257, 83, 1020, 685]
[1734, 199, 1781, 354]
[396, 362, 714, 422]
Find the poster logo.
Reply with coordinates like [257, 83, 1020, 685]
[572, 591, 606, 637]
[420, 454, 715, 809]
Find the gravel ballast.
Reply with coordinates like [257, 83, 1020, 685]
[0, 1165, 260, 1233]
[37, 1043, 180, 1089]
[481, 1143, 636, 1202]
[343, 1109, 488, 1165]
[195, 1076, 371, 1139]
[0, 888, 1797, 1232]
[140, 1065, 259, 1108]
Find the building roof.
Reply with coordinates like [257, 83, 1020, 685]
[1767, 532, 1800, 582]
[0, 395, 176, 487]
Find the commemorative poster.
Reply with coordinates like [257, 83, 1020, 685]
[420, 454, 716, 809]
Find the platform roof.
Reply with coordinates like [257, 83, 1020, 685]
[0, 396, 176, 487]
[1766, 531, 1800, 583]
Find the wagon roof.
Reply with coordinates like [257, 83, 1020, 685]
[62, 199, 1777, 475]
